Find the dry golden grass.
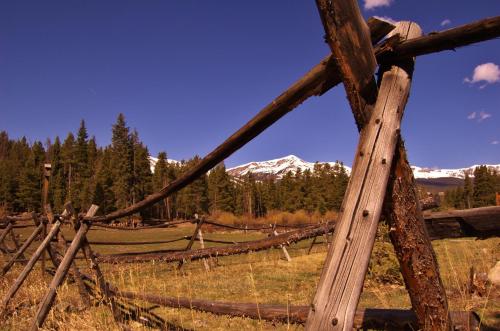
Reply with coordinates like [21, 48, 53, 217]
[0, 223, 498, 330]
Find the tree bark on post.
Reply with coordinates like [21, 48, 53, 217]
[310, 2, 452, 328]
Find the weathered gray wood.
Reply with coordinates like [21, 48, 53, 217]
[424, 205, 500, 239]
[113, 289, 479, 330]
[377, 23, 452, 331]
[178, 218, 206, 269]
[315, 0, 377, 129]
[30, 205, 99, 331]
[306, 13, 421, 330]
[1, 220, 61, 311]
[97, 223, 335, 264]
[1, 223, 44, 276]
[273, 230, 292, 262]
[197, 229, 211, 271]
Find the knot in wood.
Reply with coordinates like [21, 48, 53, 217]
[382, 158, 387, 164]
[362, 210, 369, 217]
[332, 317, 338, 326]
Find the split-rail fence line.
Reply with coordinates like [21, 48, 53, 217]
[1, 2, 500, 329]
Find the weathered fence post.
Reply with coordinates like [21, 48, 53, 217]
[178, 217, 205, 269]
[197, 228, 211, 271]
[1, 220, 62, 312]
[30, 205, 99, 331]
[308, 1, 452, 328]
[272, 225, 292, 262]
[41, 164, 51, 275]
[1, 223, 44, 276]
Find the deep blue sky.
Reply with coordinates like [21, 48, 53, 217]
[1, 1, 499, 168]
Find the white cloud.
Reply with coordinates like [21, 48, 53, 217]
[364, 0, 393, 10]
[464, 62, 500, 86]
[440, 19, 451, 26]
[467, 111, 492, 122]
[492, 140, 500, 145]
[467, 112, 476, 120]
[374, 15, 397, 24]
[478, 111, 492, 122]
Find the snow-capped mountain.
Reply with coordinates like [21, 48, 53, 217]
[149, 154, 499, 181]
[227, 155, 350, 179]
[148, 156, 179, 173]
[411, 164, 500, 179]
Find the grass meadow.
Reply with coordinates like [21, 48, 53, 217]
[0, 222, 498, 330]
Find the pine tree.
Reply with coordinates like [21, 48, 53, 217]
[130, 130, 153, 219]
[16, 150, 41, 211]
[207, 163, 234, 213]
[473, 165, 496, 207]
[463, 173, 473, 209]
[48, 137, 66, 212]
[110, 114, 133, 209]
[61, 133, 76, 206]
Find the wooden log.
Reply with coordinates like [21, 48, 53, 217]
[307, 235, 318, 255]
[385, 141, 452, 330]
[0, 222, 14, 247]
[80, 236, 121, 321]
[178, 218, 205, 269]
[376, 16, 500, 62]
[64, 237, 189, 245]
[1, 223, 44, 276]
[30, 206, 98, 331]
[315, 0, 377, 130]
[113, 290, 479, 330]
[1, 221, 61, 311]
[80, 17, 500, 225]
[377, 23, 452, 331]
[197, 229, 211, 271]
[307, 12, 423, 330]
[424, 206, 500, 239]
[97, 223, 335, 264]
[273, 229, 292, 262]
[83, 19, 394, 224]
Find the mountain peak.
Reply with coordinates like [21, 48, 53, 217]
[227, 155, 350, 179]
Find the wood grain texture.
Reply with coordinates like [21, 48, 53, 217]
[113, 290, 479, 330]
[315, 0, 378, 128]
[306, 19, 420, 331]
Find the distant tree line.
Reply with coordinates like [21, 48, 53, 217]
[0, 114, 350, 219]
[443, 166, 500, 209]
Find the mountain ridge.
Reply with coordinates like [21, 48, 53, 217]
[149, 155, 500, 180]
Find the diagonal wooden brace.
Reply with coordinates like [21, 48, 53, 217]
[308, 1, 452, 329]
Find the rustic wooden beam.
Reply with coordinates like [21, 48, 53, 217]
[97, 223, 335, 264]
[1, 223, 44, 276]
[80, 17, 499, 225]
[197, 228, 211, 271]
[83, 19, 393, 224]
[377, 23, 452, 330]
[113, 290, 479, 330]
[30, 205, 99, 331]
[308, 6, 431, 328]
[376, 16, 500, 62]
[0, 222, 14, 248]
[80, 236, 121, 321]
[315, 0, 378, 129]
[1, 220, 62, 312]
[384, 140, 452, 330]
[273, 228, 292, 262]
